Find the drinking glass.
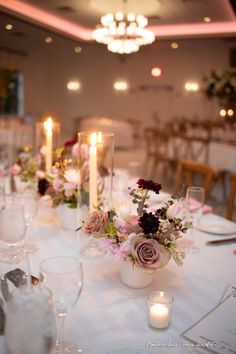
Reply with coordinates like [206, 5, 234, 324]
[39, 256, 83, 353]
[13, 191, 39, 253]
[186, 186, 205, 225]
[0, 204, 26, 263]
[3, 283, 56, 354]
[0, 186, 5, 209]
[185, 186, 205, 253]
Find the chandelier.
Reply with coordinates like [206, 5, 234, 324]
[93, 7, 155, 54]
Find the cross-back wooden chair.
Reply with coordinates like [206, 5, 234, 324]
[227, 173, 236, 220]
[174, 159, 218, 200]
[143, 127, 170, 179]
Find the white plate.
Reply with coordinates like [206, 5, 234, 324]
[197, 216, 236, 235]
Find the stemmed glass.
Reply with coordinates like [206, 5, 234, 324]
[13, 191, 39, 253]
[185, 186, 205, 253]
[39, 256, 83, 353]
[0, 204, 26, 263]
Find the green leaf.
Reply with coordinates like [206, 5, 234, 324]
[108, 210, 116, 222]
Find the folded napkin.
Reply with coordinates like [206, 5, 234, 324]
[189, 198, 213, 214]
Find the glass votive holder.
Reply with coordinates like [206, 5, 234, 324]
[148, 291, 174, 329]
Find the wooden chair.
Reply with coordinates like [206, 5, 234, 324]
[174, 159, 218, 200]
[227, 173, 236, 220]
[143, 127, 170, 179]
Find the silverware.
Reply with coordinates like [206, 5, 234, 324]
[206, 237, 236, 245]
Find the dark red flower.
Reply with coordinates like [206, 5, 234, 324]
[64, 139, 77, 147]
[38, 178, 50, 196]
[139, 212, 160, 234]
[137, 179, 162, 194]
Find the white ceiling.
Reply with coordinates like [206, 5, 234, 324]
[0, 0, 236, 57]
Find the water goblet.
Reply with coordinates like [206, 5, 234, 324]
[13, 191, 39, 253]
[39, 256, 83, 353]
[0, 204, 26, 263]
[185, 186, 205, 253]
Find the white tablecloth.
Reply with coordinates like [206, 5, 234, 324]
[0, 206, 236, 354]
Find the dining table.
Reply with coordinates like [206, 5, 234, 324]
[0, 188, 236, 354]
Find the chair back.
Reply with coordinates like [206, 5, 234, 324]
[227, 173, 236, 220]
[174, 159, 218, 200]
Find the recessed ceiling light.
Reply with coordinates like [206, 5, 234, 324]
[171, 42, 179, 49]
[151, 67, 162, 77]
[74, 46, 82, 53]
[203, 16, 212, 23]
[5, 24, 13, 30]
[44, 36, 53, 44]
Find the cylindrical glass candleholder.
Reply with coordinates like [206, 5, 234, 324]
[148, 291, 173, 329]
[35, 117, 60, 173]
[77, 131, 114, 257]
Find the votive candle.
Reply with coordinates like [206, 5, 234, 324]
[148, 291, 173, 329]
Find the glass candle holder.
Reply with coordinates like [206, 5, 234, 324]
[77, 132, 114, 258]
[77, 131, 114, 214]
[148, 291, 173, 329]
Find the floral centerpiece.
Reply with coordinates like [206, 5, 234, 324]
[202, 69, 236, 107]
[10, 147, 44, 183]
[82, 179, 191, 286]
[37, 146, 82, 209]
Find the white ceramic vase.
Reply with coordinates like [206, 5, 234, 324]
[57, 204, 78, 231]
[120, 261, 155, 289]
[57, 204, 88, 231]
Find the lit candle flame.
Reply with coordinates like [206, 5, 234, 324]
[98, 131, 102, 143]
[90, 132, 97, 147]
[44, 117, 53, 133]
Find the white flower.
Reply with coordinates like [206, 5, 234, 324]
[36, 170, 45, 179]
[64, 169, 80, 186]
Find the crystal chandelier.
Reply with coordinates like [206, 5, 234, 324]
[93, 5, 155, 54]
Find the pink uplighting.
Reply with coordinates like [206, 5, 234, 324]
[0, 0, 93, 41]
[0, 0, 236, 41]
[149, 22, 236, 38]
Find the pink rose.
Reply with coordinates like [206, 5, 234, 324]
[64, 182, 75, 197]
[131, 236, 171, 270]
[40, 145, 47, 156]
[72, 143, 79, 158]
[83, 210, 108, 234]
[80, 143, 89, 160]
[10, 163, 21, 175]
[125, 215, 141, 234]
[53, 178, 63, 192]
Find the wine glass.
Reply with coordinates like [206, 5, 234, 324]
[0, 204, 26, 263]
[39, 256, 83, 353]
[185, 186, 205, 253]
[13, 191, 39, 253]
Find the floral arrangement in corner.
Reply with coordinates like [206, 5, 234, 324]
[202, 69, 236, 106]
[82, 179, 192, 270]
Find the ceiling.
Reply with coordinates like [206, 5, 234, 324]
[0, 0, 236, 43]
[0, 0, 236, 58]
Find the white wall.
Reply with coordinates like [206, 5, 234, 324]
[11, 37, 231, 140]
